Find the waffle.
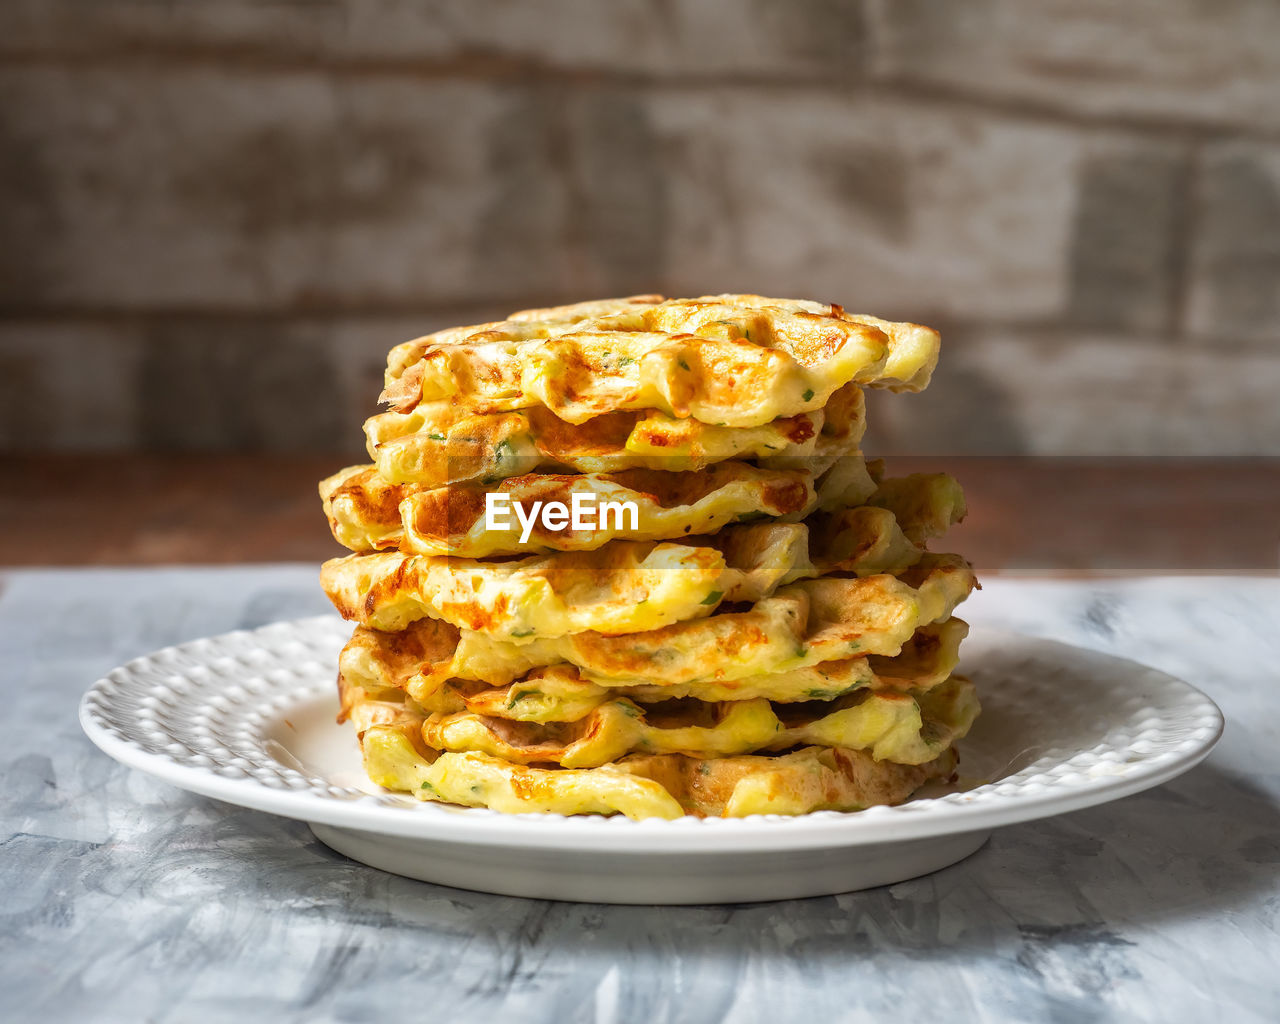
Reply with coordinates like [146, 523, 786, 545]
[332, 553, 974, 706]
[365, 383, 865, 486]
[420, 676, 978, 769]
[340, 617, 969, 711]
[320, 458, 878, 557]
[344, 677, 960, 820]
[319, 293, 976, 819]
[436, 553, 976, 688]
[381, 294, 939, 425]
[319, 478, 958, 634]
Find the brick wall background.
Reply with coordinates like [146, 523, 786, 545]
[1, 0, 1277, 457]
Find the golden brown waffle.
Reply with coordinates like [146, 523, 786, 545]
[333, 553, 974, 700]
[343, 676, 961, 819]
[320, 496, 943, 635]
[381, 294, 939, 426]
[420, 676, 978, 769]
[869, 473, 969, 545]
[365, 383, 865, 486]
[320, 458, 877, 556]
[441, 553, 976, 688]
[322, 293, 974, 821]
[340, 617, 968, 711]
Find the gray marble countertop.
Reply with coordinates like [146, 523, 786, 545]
[2, 565, 1277, 1023]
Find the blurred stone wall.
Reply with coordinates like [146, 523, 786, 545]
[1, 0, 1277, 456]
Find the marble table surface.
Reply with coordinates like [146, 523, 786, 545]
[1, 565, 1277, 1023]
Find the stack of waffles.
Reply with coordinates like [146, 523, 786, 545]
[318, 294, 978, 820]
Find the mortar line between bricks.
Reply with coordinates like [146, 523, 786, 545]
[862, 77, 1275, 147]
[1169, 140, 1207, 348]
[1, 308, 1275, 355]
[0, 299, 634, 325]
[2, 46, 1279, 147]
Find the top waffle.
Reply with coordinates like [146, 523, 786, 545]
[380, 294, 940, 426]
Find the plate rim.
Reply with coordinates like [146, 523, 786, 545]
[78, 615, 1225, 854]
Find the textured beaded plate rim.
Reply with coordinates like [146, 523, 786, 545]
[79, 616, 1223, 854]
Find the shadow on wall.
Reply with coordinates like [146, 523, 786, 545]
[137, 324, 345, 452]
[479, 90, 669, 300]
[862, 359, 1029, 457]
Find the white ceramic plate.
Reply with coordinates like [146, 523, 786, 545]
[80, 617, 1223, 904]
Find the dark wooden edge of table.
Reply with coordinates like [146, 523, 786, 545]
[0, 454, 1276, 575]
